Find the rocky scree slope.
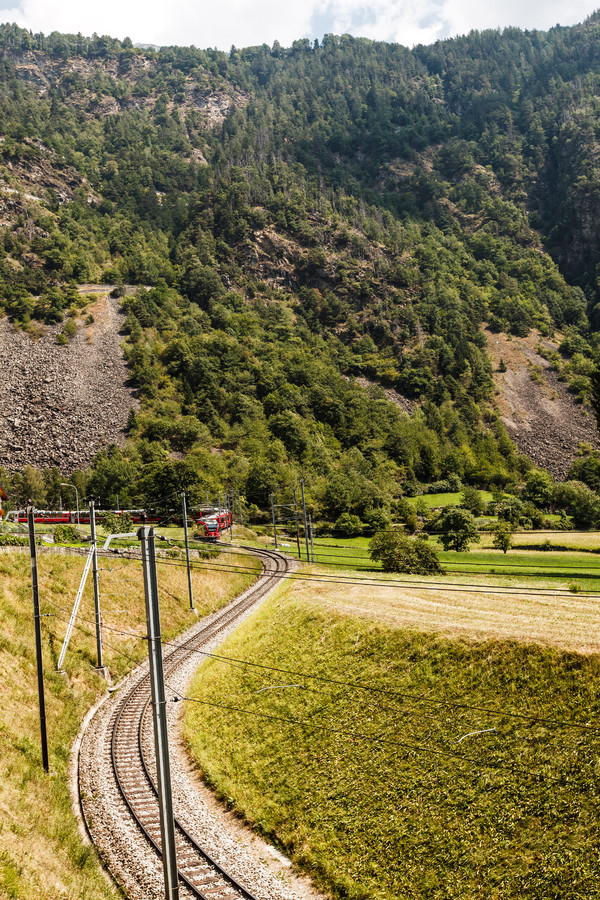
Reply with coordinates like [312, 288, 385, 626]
[485, 328, 599, 477]
[0, 292, 138, 473]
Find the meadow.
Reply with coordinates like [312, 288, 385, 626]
[183, 579, 600, 900]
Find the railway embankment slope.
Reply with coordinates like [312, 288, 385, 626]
[183, 571, 600, 900]
[0, 545, 259, 899]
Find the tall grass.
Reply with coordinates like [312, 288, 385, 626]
[184, 590, 600, 900]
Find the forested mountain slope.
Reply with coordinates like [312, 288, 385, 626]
[2, 19, 600, 514]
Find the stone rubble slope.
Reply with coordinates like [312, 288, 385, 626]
[0, 293, 138, 474]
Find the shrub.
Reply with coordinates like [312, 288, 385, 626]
[0, 533, 28, 546]
[53, 524, 80, 544]
[334, 513, 364, 537]
[100, 511, 133, 534]
[365, 508, 392, 535]
[369, 531, 444, 574]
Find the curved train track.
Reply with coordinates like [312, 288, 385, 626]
[79, 546, 292, 900]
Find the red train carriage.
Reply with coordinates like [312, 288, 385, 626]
[193, 508, 233, 541]
[5, 508, 162, 525]
[7, 509, 71, 524]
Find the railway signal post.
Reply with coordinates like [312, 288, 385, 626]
[139, 525, 180, 900]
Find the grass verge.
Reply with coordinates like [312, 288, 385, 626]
[0, 547, 259, 899]
[183, 586, 600, 900]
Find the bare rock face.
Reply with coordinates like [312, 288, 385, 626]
[485, 327, 599, 478]
[0, 293, 139, 473]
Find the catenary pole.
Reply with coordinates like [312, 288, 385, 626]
[293, 488, 301, 559]
[237, 490, 244, 528]
[300, 479, 310, 563]
[308, 513, 315, 563]
[181, 492, 194, 611]
[270, 493, 278, 549]
[139, 526, 179, 900]
[27, 507, 49, 772]
[89, 501, 103, 669]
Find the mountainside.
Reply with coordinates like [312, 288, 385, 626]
[2, 21, 600, 513]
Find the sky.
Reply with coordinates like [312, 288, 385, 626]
[0, 0, 597, 51]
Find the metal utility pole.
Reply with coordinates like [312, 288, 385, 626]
[180, 492, 194, 611]
[292, 488, 301, 559]
[300, 479, 310, 563]
[237, 490, 244, 528]
[89, 501, 104, 670]
[27, 507, 49, 772]
[139, 526, 180, 900]
[308, 513, 315, 563]
[270, 493, 278, 549]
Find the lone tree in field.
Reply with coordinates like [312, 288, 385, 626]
[436, 507, 480, 552]
[492, 521, 514, 554]
[369, 530, 444, 574]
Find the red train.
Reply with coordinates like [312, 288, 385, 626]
[5, 508, 162, 525]
[5, 507, 234, 540]
[193, 508, 233, 541]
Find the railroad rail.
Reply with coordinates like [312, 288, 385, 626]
[79, 546, 291, 900]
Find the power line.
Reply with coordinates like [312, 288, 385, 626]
[201, 539, 600, 575]
[146, 556, 600, 600]
[38, 547, 600, 733]
[173, 694, 575, 785]
[161, 645, 600, 733]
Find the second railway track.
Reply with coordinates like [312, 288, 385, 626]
[77, 546, 310, 900]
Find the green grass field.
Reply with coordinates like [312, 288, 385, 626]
[405, 491, 495, 508]
[291, 535, 600, 592]
[184, 589, 600, 900]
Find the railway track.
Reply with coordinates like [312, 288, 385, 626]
[78, 546, 293, 900]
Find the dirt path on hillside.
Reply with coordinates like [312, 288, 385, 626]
[0, 293, 138, 473]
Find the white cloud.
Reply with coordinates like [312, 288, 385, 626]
[1, 0, 597, 49]
[6, 0, 315, 48]
[440, 0, 596, 40]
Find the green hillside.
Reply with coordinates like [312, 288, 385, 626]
[1, 20, 600, 514]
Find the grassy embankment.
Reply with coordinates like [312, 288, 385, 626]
[0, 546, 260, 899]
[183, 564, 600, 900]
